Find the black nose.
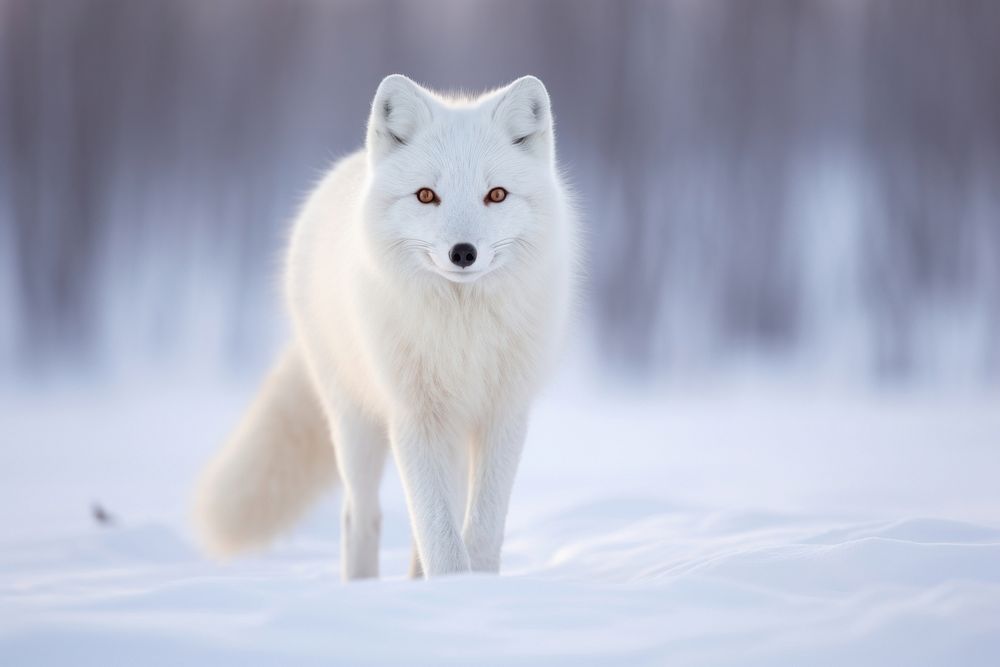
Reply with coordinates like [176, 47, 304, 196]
[449, 243, 477, 268]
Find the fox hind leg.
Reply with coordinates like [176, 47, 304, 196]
[330, 408, 389, 580]
[408, 543, 423, 579]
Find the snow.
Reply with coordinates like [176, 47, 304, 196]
[2, 376, 999, 665]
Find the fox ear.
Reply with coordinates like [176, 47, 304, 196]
[367, 75, 434, 159]
[490, 76, 553, 158]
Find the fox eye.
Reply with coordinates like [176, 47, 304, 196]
[485, 187, 507, 204]
[416, 188, 438, 204]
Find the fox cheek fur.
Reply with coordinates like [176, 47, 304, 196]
[194, 74, 579, 580]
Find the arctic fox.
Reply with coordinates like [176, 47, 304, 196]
[194, 75, 577, 580]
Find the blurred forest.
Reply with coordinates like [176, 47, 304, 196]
[1, 0, 998, 383]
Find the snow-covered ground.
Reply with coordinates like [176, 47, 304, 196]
[1, 374, 999, 665]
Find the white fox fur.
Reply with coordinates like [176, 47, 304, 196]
[194, 75, 577, 579]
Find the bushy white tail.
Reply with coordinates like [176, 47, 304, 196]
[194, 346, 337, 557]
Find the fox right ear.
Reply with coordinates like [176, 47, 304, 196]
[490, 76, 553, 159]
[366, 75, 434, 159]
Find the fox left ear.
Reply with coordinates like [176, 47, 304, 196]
[490, 76, 553, 158]
[367, 74, 435, 160]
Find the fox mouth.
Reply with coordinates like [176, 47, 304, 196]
[433, 267, 492, 283]
[426, 257, 497, 284]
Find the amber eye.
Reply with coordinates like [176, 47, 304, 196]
[486, 187, 507, 204]
[416, 188, 438, 204]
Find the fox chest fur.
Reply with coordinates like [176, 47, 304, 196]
[354, 270, 550, 429]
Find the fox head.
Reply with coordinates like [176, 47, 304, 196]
[361, 75, 561, 286]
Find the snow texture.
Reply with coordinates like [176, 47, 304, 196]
[2, 380, 999, 665]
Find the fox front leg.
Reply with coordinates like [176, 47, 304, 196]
[462, 409, 529, 573]
[390, 417, 470, 577]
